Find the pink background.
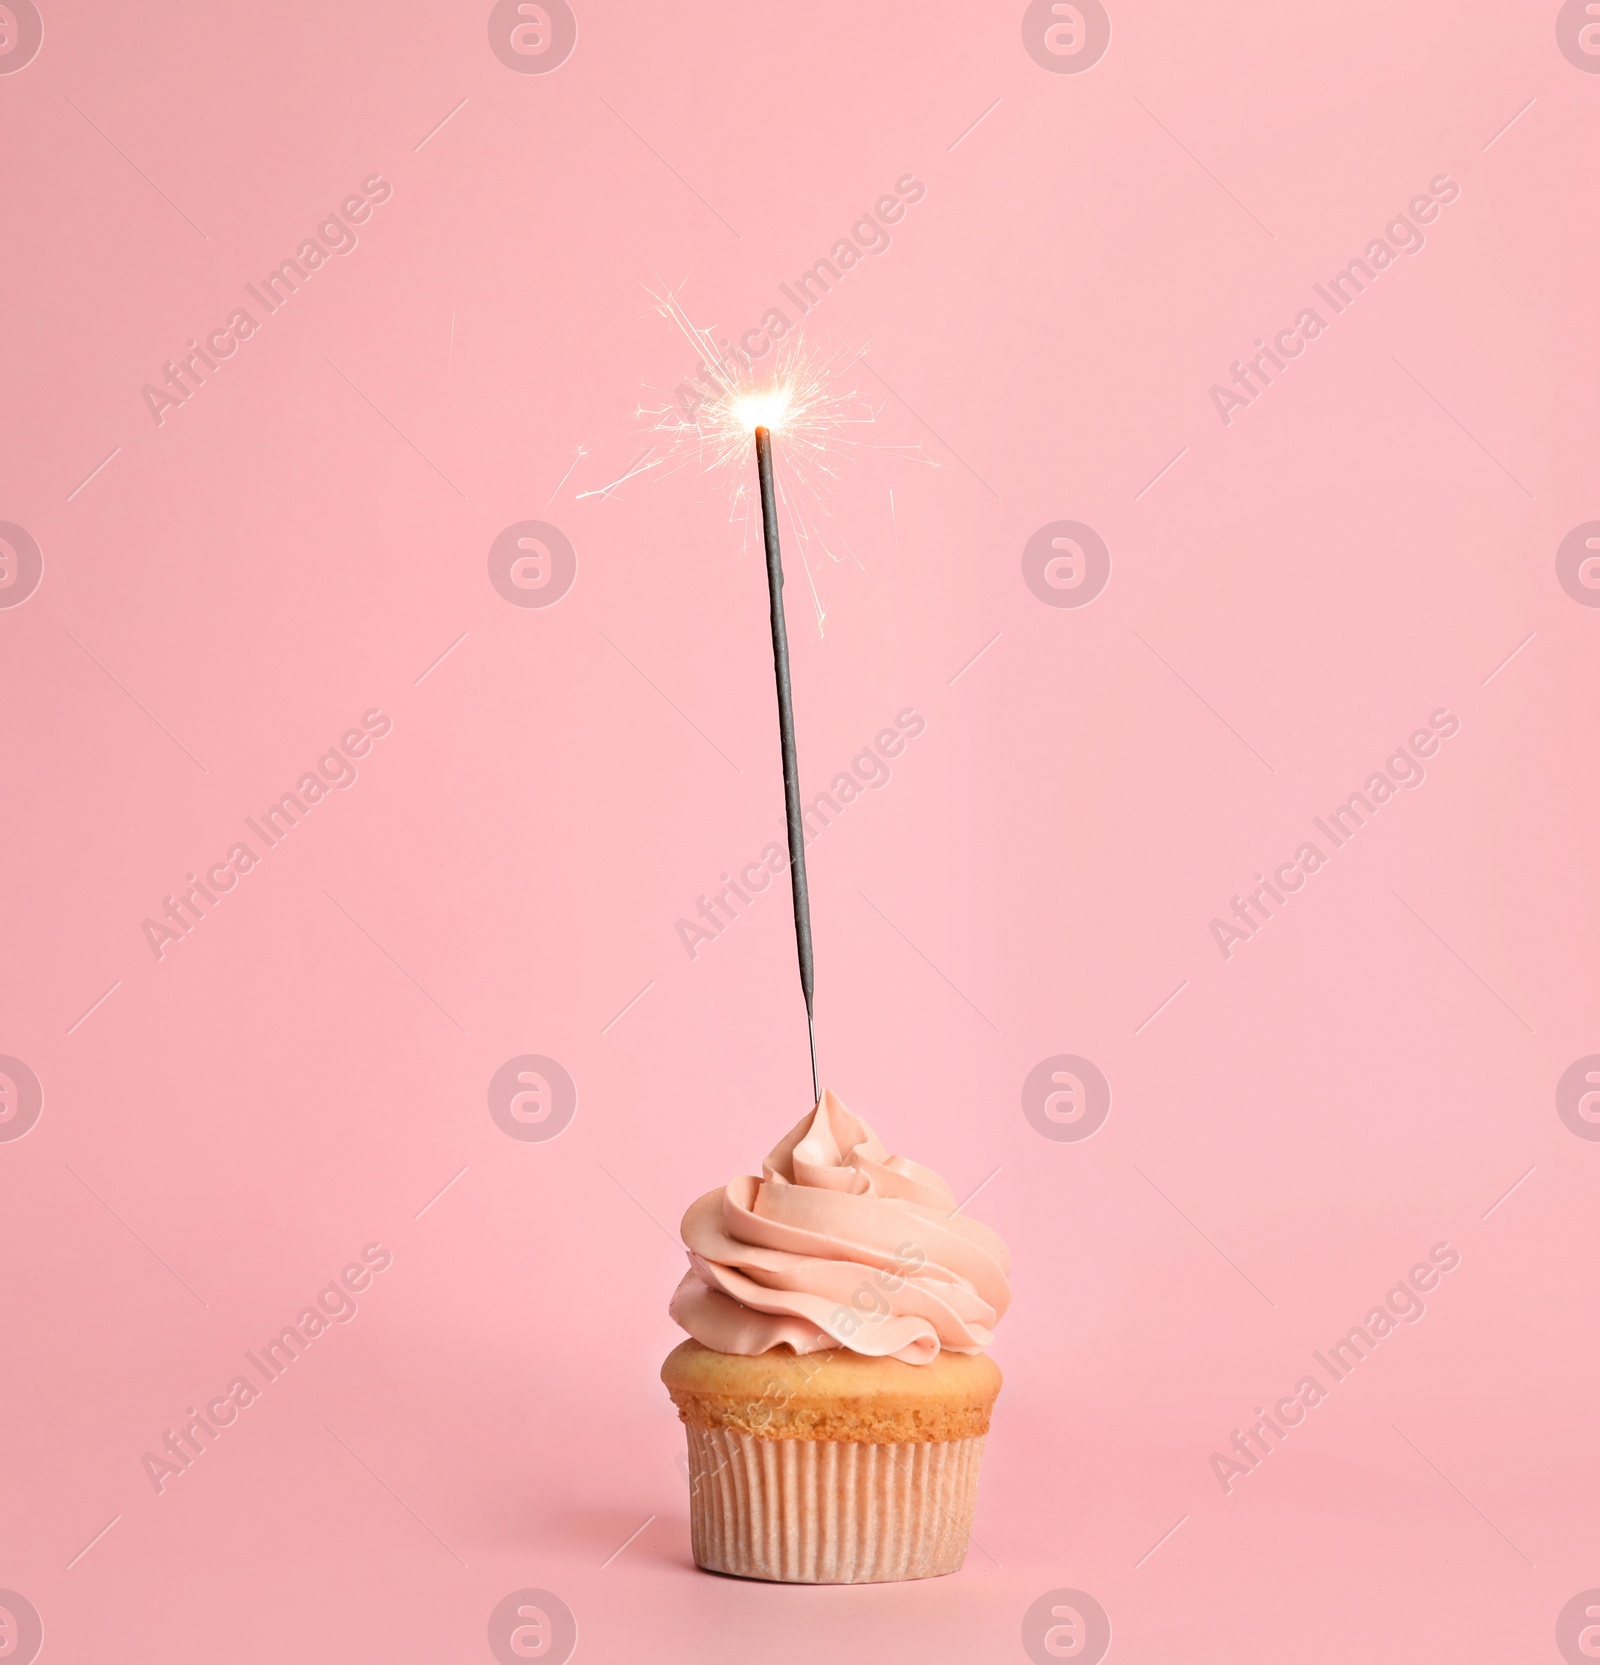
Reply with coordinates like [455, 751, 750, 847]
[2, 1, 1598, 1660]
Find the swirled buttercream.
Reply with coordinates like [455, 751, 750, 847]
[670, 1090, 1010, 1366]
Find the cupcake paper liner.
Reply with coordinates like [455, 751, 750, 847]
[684, 1426, 986, 1583]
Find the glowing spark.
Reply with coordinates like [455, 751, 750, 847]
[641, 297, 869, 483]
[731, 386, 791, 433]
[577, 447, 660, 500]
[543, 443, 588, 510]
[635, 285, 911, 631]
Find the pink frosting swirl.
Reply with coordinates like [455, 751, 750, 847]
[669, 1089, 1010, 1366]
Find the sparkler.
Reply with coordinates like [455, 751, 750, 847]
[633, 290, 912, 1105]
[640, 302, 864, 1104]
[751, 416, 818, 1105]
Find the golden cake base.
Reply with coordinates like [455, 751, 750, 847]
[662, 1341, 1001, 1584]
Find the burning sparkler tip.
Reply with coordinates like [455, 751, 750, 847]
[733, 385, 793, 434]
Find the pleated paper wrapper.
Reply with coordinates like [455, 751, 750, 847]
[684, 1425, 986, 1583]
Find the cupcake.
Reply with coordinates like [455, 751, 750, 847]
[662, 1089, 1009, 1583]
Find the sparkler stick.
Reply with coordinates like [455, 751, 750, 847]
[636, 294, 892, 1107]
[753, 424, 819, 1106]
